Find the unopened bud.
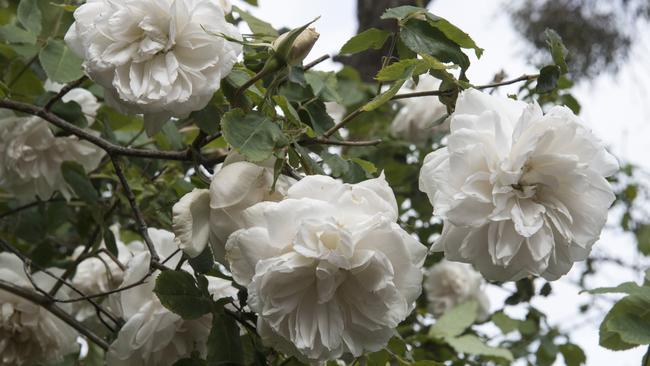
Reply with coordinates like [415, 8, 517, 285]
[272, 27, 320, 66]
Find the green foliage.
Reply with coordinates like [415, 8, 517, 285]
[339, 28, 391, 55]
[17, 0, 42, 36]
[39, 40, 84, 83]
[61, 161, 99, 203]
[154, 270, 213, 320]
[233, 6, 277, 37]
[221, 109, 288, 162]
[207, 304, 245, 365]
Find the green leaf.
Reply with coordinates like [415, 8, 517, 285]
[154, 270, 212, 319]
[426, 17, 483, 58]
[103, 228, 118, 257]
[600, 294, 650, 350]
[362, 65, 413, 112]
[429, 300, 478, 339]
[0, 24, 37, 44]
[188, 245, 215, 275]
[233, 6, 277, 37]
[605, 295, 650, 345]
[273, 95, 301, 125]
[174, 358, 207, 366]
[381, 6, 426, 21]
[376, 56, 449, 81]
[400, 19, 470, 70]
[305, 71, 341, 103]
[491, 312, 520, 334]
[350, 158, 377, 175]
[39, 40, 84, 83]
[637, 225, 650, 256]
[17, 0, 42, 35]
[339, 28, 391, 55]
[545, 29, 568, 74]
[559, 343, 586, 366]
[61, 161, 98, 203]
[588, 281, 650, 300]
[221, 109, 288, 162]
[300, 98, 334, 135]
[536, 65, 560, 94]
[207, 307, 244, 365]
[191, 104, 222, 135]
[446, 334, 513, 361]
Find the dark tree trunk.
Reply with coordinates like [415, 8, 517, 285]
[337, 0, 432, 81]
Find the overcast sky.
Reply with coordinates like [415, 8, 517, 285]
[234, 1, 650, 364]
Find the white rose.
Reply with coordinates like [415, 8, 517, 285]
[107, 228, 238, 366]
[0, 253, 79, 366]
[70, 225, 142, 320]
[0, 114, 105, 200]
[424, 260, 490, 321]
[419, 89, 619, 281]
[64, 0, 243, 135]
[44, 80, 101, 125]
[390, 74, 448, 144]
[225, 174, 427, 362]
[172, 154, 294, 262]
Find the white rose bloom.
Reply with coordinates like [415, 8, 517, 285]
[0, 253, 79, 366]
[65, 0, 243, 135]
[107, 228, 238, 366]
[390, 75, 448, 144]
[424, 260, 490, 321]
[0, 114, 105, 200]
[173, 154, 294, 262]
[70, 226, 142, 320]
[419, 89, 618, 281]
[44, 80, 101, 125]
[225, 174, 427, 362]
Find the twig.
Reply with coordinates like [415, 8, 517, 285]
[475, 74, 538, 90]
[0, 279, 110, 350]
[322, 74, 538, 138]
[110, 155, 159, 263]
[44, 76, 88, 110]
[0, 99, 198, 161]
[321, 108, 363, 138]
[303, 137, 382, 147]
[303, 54, 330, 70]
[0, 237, 122, 328]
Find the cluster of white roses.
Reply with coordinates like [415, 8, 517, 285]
[0, 0, 620, 363]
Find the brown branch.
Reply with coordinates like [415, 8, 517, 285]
[44, 76, 88, 110]
[303, 137, 382, 147]
[0, 237, 122, 328]
[110, 155, 159, 263]
[475, 74, 539, 90]
[303, 55, 330, 70]
[0, 99, 194, 161]
[322, 74, 539, 138]
[321, 108, 363, 138]
[0, 280, 110, 350]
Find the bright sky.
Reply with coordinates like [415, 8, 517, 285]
[234, 1, 650, 364]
